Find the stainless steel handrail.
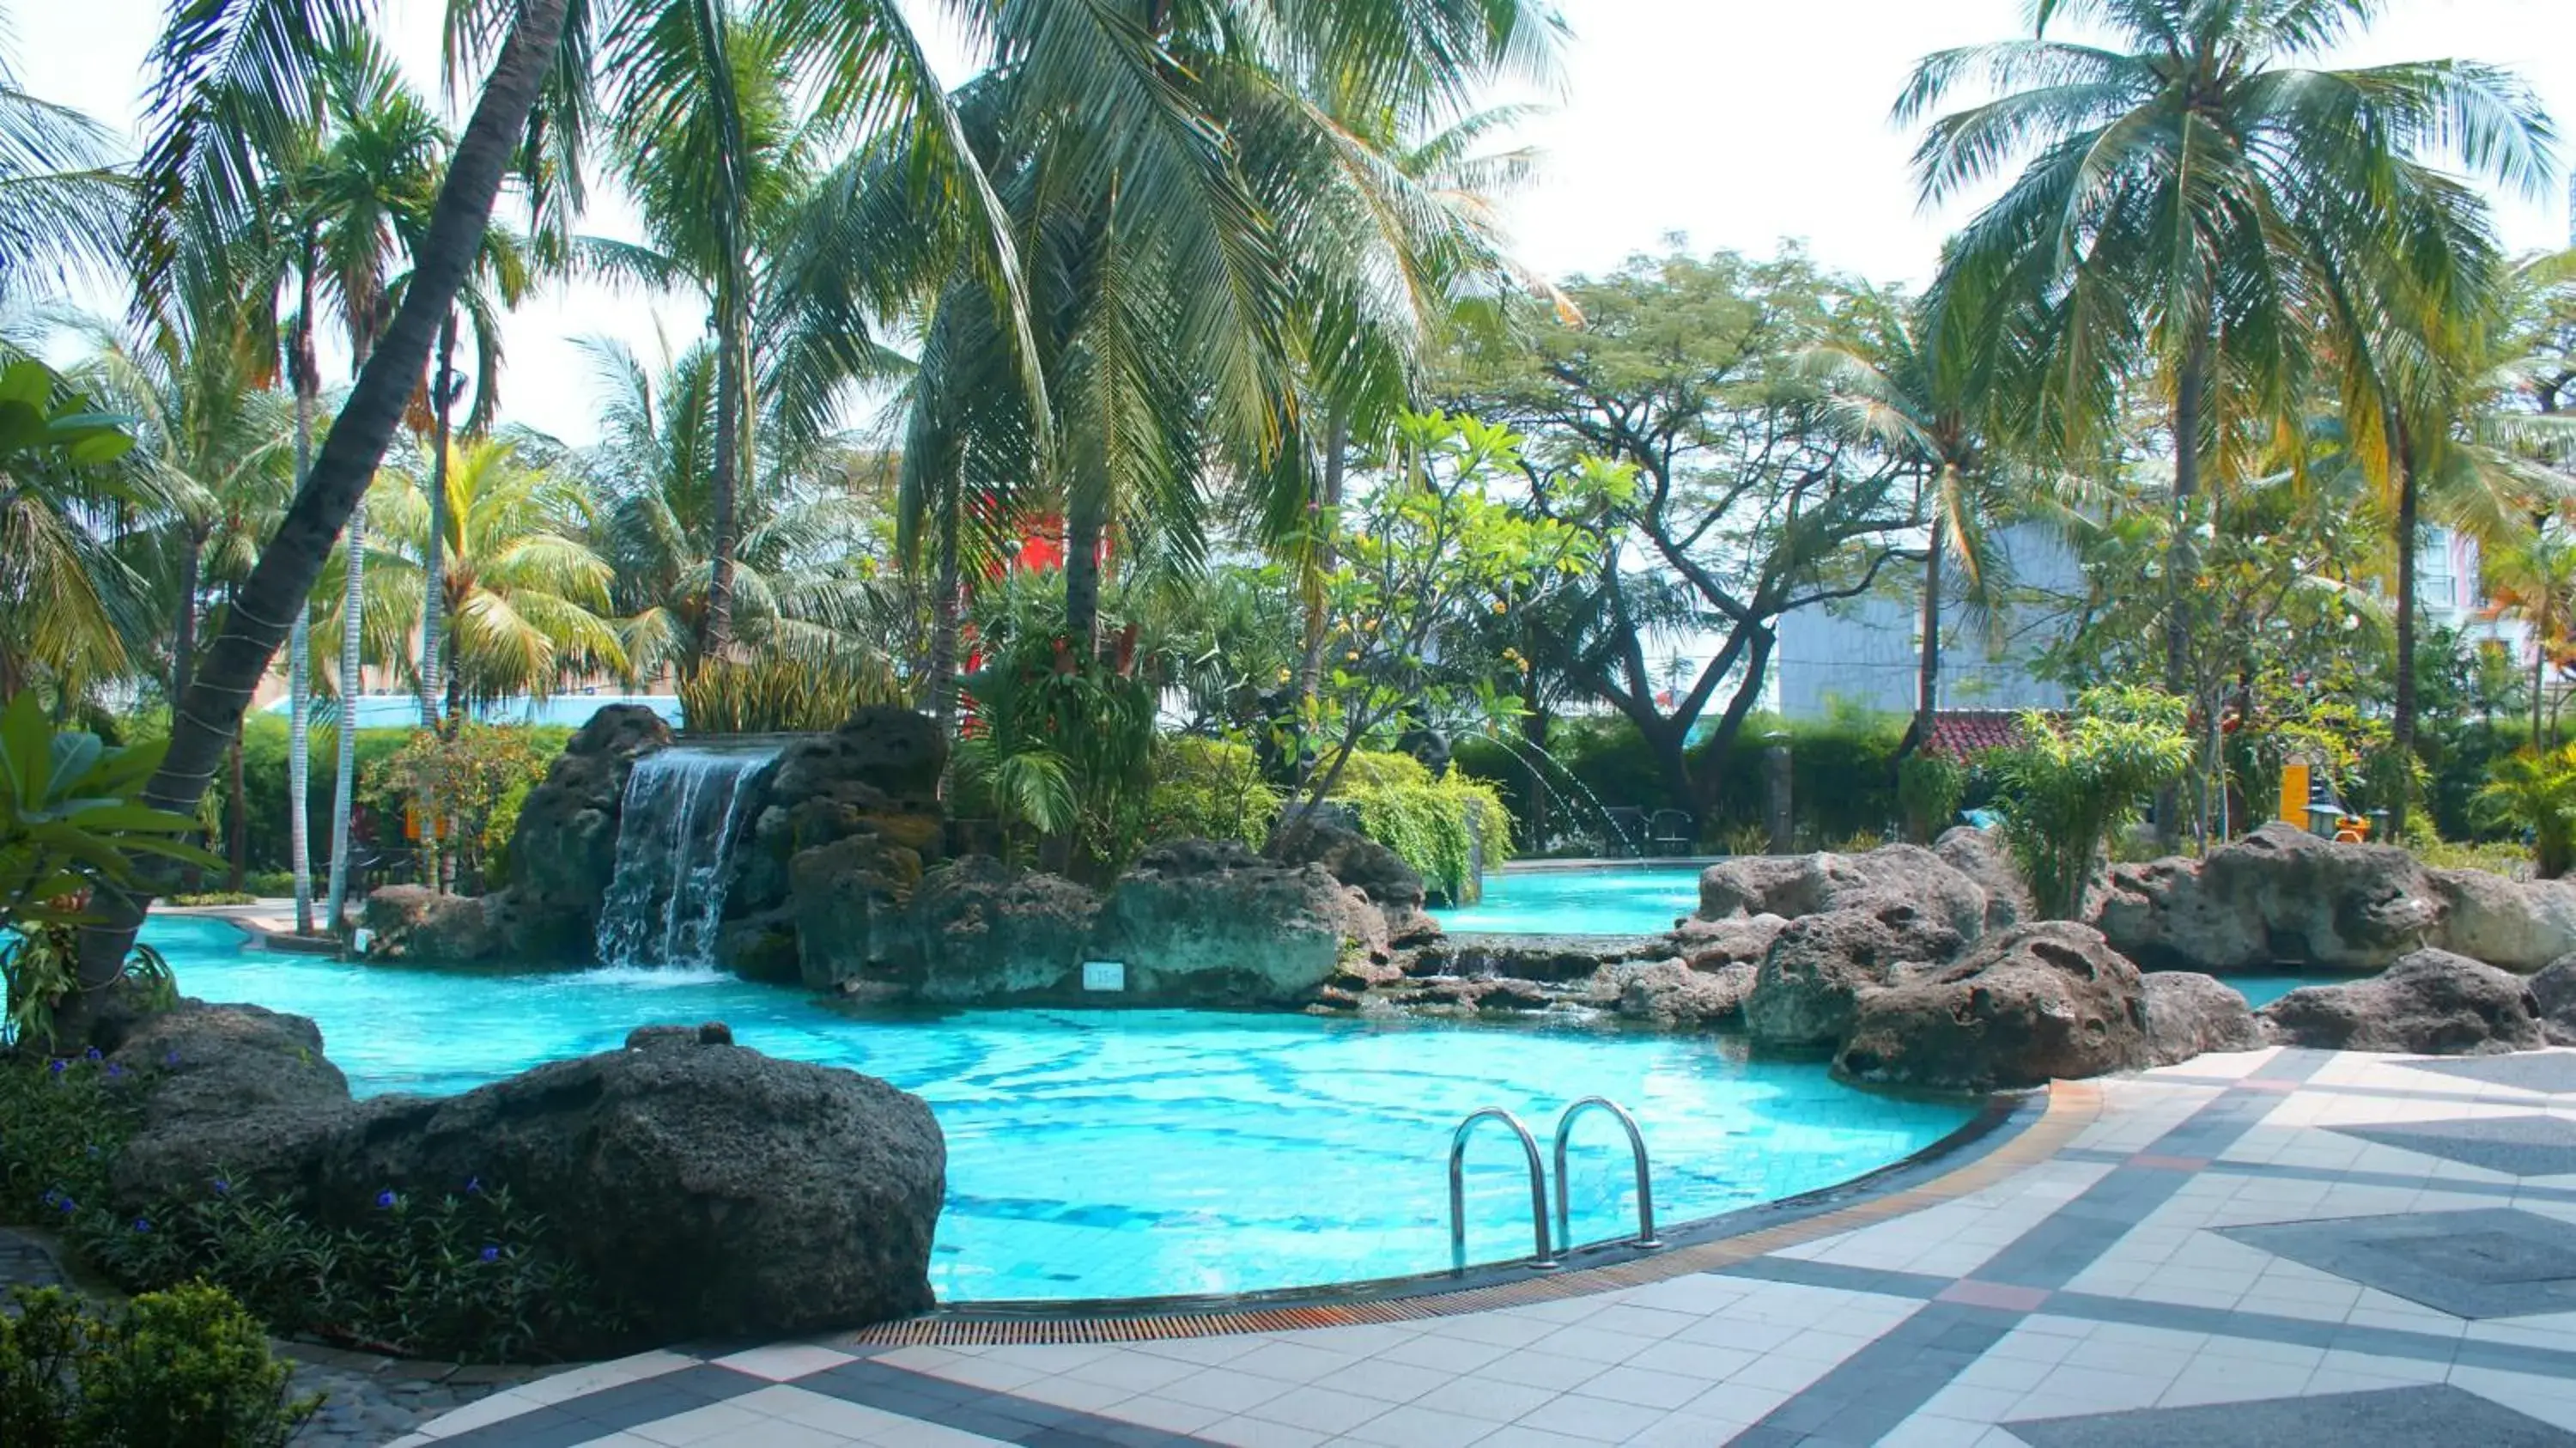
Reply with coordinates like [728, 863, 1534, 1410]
[1449, 1108, 1556, 1273]
[1552, 1097, 1660, 1250]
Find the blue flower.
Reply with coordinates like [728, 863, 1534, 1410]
[212, 1178, 230, 1196]
[375, 1189, 398, 1209]
[40, 1189, 58, 1208]
[479, 1245, 500, 1263]
[162, 1050, 179, 1068]
[105, 1063, 124, 1079]
[82, 1047, 100, 1062]
[47, 1060, 64, 1075]
[132, 1219, 149, 1233]
[56, 1196, 75, 1214]
[465, 1177, 483, 1196]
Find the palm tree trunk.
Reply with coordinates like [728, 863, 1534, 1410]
[420, 309, 456, 729]
[1063, 483, 1108, 654]
[2391, 415, 2419, 840]
[2157, 342, 2209, 849]
[325, 499, 367, 930]
[1292, 408, 1349, 767]
[928, 485, 963, 739]
[172, 531, 202, 704]
[289, 252, 319, 935]
[2536, 587, 2549, 750]
[75, 0, 578, 996]
[226, 730, 246, 893]
[1916, 513, 1943, 745]
[706, 290, 745, 655]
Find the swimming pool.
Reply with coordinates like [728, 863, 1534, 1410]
[1432, 865, 1704, 935]
[140, 916, 1978, 1305]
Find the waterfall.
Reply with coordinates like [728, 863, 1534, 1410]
[594, 745, 780, 967]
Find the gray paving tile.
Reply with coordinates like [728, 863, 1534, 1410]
[2330, 1115, 2576, 1177]
[2401, 1053, 2576, 1096]
[2009, 1382, 2576, 1446]
[2221, 1207, 2576, 1319]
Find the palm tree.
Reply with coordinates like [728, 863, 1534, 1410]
[885, 0, 1566, 706]
[574, 336, 901, 686]
[92, 0, 1032, 988]
[1801, 288, 2014, 748]
[1895, 0, 2555, 823]
[368, 435, 626, 707]
[0, 3, 129, 309]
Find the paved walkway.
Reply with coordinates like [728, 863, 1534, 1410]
[397, 1047, 2576, 1447]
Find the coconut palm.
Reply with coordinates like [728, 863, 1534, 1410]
[573, 335, 901, 686]
[86, 0, 1024, 988]
[0, 3, 129, 308]
[1799, 287, 2021, 747]
[367, 435, 625, 705]
[1894, 0, 2556, 758]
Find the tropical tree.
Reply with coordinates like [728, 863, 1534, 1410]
[0, 358, 148, 706]
[1896, 0, 2555, 839]
[0, 3, 129, 309]
[368, 435, 626, 708]
[1800, 287, 2020, 746]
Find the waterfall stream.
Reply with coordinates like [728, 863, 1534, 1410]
[593, 745, 780, 967]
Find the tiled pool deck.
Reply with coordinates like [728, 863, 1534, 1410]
[398, 1046, 2576, 1447]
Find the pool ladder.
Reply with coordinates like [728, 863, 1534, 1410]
[1447, 1097, 1660, 1274]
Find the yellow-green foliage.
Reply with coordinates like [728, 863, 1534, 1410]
[678, 654, 904, 735]
[1145, 739, 1281, 852]
[1334, 751, 1515, 902]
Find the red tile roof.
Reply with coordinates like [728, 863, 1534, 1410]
[1910, 709, 2050, 762]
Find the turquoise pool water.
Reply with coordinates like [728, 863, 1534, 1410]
[140, 916, 1977, 1305]
[1434, 866, 1704, 935]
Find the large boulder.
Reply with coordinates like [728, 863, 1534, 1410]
[2093, 823, 2442, 974]
[791, 831, 933, 992]
[1935, 826, 2033, 932]
[1742, 897, 1966, 1047]
[1655, 914, 1790, 971]
[108, 1008, 945, 1351]
[908, 857, 1103, 1002]
[2141, 971, 2264, 1067]
[1699, 844, 1988, 942]
[2259, 948, 2547, 1055]
[1094, 840, 1386, 1004]
[1613, 959, 1756, 1027]
[327, 1034, 944, 1347]
[1834, 922, 2150, 1092]
[498, 704, 674, 961]
[107, 1004, 370, 1206]
[733, 709, 948, 931]
[2530, 955, 2576, 1045]
[1271, 820, 1441, 944]
[2429, 869, 2576, 973]
[361, 885, 497, 964]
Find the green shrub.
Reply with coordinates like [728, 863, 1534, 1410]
[240, 872, 303, 898]
[1330, 751, 1515, 902]
[1897, 751, 1970, 843]
[0, 1054, 617, 1362]
[678, 654, 903, 735]
[1988, 687, 2195, 920]
[0, 1284, 317, 1448]
[2475, 744, 2576, 879]
[167, 891, 258, 907]
[1145, 739, 1280, 852]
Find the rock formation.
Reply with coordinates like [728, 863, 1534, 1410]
[2141, 971, 2264, 1067]
[1832, 922, 2150, 1092]
[2258, 948, 2547, 1055]
[106, 1003, 945, 1351]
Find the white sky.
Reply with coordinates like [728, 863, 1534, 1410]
[15, 0, 2576, 445]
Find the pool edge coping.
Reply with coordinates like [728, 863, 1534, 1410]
[835, 1078, 2099, 1346]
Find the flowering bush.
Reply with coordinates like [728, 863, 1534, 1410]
[0, 1053, 618, 1361]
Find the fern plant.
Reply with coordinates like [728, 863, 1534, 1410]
[2476, 745, 2576, 879]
